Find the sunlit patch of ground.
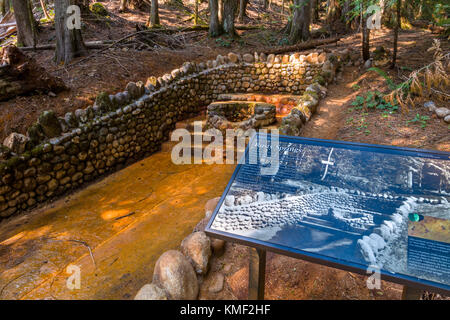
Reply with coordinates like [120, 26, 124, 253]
[0, 150, 235, 299]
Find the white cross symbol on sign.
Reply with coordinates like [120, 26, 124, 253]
[321, 148, 335, 181]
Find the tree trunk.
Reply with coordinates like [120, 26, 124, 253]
[326, 0, 340, 24]
[361, 1, 370, 61]
[311, 0, 319, 23]
[289, 0, 311, 44]
[391, 0, 401, 69]
[222, 0, 237, 36]
[119, 0, 128, 12]
[149, 0, 160, 27]
[209, 0, 222, 37]
[263, 0, 268, 10]
[0, 0, 10, 16]
[12, 0, 37, 47]
[218, 0, 224, 25]
[342, 0, 352, 30]
[238, 0, 248, 23]
[194, 0, 199, 25]
[54, 0, 87, 64]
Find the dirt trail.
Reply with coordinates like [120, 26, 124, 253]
[302, 69, 358, 140]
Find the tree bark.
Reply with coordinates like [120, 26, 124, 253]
[238, 0, 248, 23]
[194, 0, 199, 25]
[222, 0, 237, 36]
[311, 0, 319, 22]
[149, 0, 160, 27]
[218, 0, 224, 25]
[326, 0, 340, 24]
[119, 0, 128, 12]
[361, 1, 370, 61]
[289, 0, 311, 44]
[12, 0, 37, 47]
[54, 0, 87, 64]
[391, 0, 401, 68]
[0, 0, 10, 16]
[209, 0, 222, 37]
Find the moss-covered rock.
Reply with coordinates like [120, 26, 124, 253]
[90, 2, 108, 16]
[38, 110, 62, 138]
[95, 92, 114, 112]
[313, 74, 326, 86]
[27, 123, 45, 145]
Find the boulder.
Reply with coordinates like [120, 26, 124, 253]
[27, 123, 45, 145]
[435, 107, 450, 119]
[205, 197, 220, 218]
[242, 53, 254, 63]
[193, 216, 209, 232]
[424, 101, 436, 112]
[38, 110, 62, 138]
[322, 60, 335, 75]
[126, 82, 141, 99]
[152, 250, 199, 300]
[444, 115, 450, 124]
[208, 273, 225, 293]
[74, 109, 87, 123]
[0, 144, 12, 161]
[181, 232, 212, 275]
[3, 132, 29, 154]
[363, 59, 373, 69]
[64, 112, 78, 128]
[134, 283, 168, 300]
[90, 2, 108, 16]
[279, 112, 303, 137]
[227, 52, 238, 63]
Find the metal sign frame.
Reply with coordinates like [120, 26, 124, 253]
[205, 134, 450, 296]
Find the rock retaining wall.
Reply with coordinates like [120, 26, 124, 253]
[0, 49, 351, 220]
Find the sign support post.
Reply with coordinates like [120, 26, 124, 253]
[402, 286, 423, 300]
[249, 248, 266, 300]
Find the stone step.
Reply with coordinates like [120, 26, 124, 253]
[161, 139, 248, 161]
[185, 120, 207, 132]
[174, 112, 206, 131]
[217, 93, 302, 105]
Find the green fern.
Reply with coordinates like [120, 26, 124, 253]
[367, 67, 397, 90]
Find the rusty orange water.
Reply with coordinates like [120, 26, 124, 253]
[0, 150, 235, 300]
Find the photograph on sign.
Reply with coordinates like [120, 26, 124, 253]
[208, 135, 450, 290]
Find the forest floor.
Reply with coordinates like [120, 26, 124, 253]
[0, 1, 448, 301]
[0, 1, 448, 147]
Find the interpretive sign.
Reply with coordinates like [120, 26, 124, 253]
[205, 134, 450, 295]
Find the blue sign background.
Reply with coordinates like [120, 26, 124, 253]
[206, 134, 450, 295]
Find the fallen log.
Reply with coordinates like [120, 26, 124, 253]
[19, 40, 114, 51]
[0, 46, 67, 101]
[20, 24, 266, 51]
[262, 37, 341, 55]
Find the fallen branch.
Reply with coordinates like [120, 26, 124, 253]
[263, 36, 341, 55]
[114, 211, 136, 220]
[20, 40, 114, 51]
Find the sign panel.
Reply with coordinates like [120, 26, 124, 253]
[206, 134, 450, 294]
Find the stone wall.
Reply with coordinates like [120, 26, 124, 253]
[0, 49, 348, 220]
